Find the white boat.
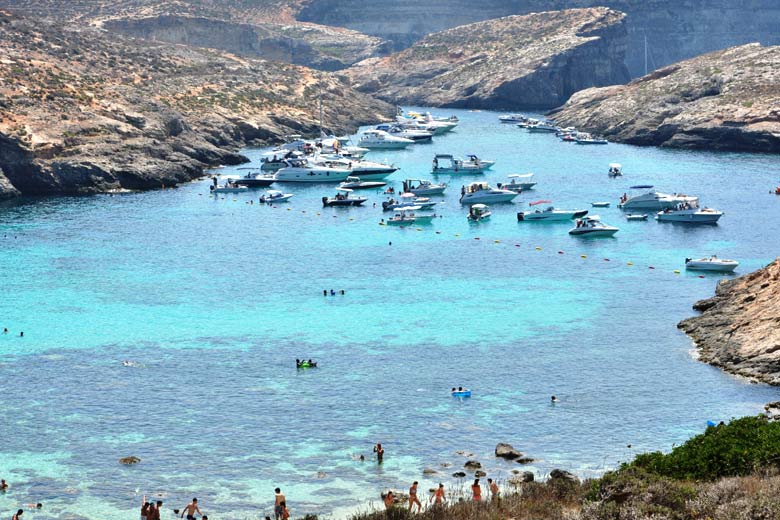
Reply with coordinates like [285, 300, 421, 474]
[311, 155, 397, 180]
[358, 129, 413, 149]
[618, 185, 699, 210]
[339, 176, 387, 190]
[384, 206, 436, 226]
[685, 256, 739, 272]
[517, 202, 588, 221]
[322, 188, 367, 207]
[382, 193, 437, 211]
[273, 158, 352, 183]
[459, 182, 518, 205]
[656, 203, 723, 224]
[432, 154, 485, 174]
[259, 190, 293, 203]
[375, 123, 433, 143]
[575, 133, 609, 145]
[467, 204, 491, 222]
[625, 214, 648, 221]
[402, 179, 447, 196]
[465, 155, 495, 170]
[499, 174, 537, 192]
[591, 201, 611, 208]
[210, 182, 249, 194]
[232, 168, 276, 187]
[569, 216, 619, 237]
[608, 163, 623, 178]
[527, 121, 559, 133]
[398, 111, 457, 134]
[260, 149, 304, 172]
[499, 114, 527, 124]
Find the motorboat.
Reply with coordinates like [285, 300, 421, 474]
[397, 111, 457, 134]
[467, 204, 491, 222]
[618, 185, 699, 210]
[685, 256, 739, 272]
[569, 216, 619, 237]
[465, 155, 495, 170]
[339, 176, 387, 190]
[608, 163, 623, 178]
[210, 181, 249, 194]
[260, 149, 304, 172]
[575, 133, 609, 144]
[374, 123, 433, 143]
[625, 214, 648, 221]
[233, 168, 276, 187]
[499, 114, 528, 124]
[656, 203, 723, 224]
[432, 154, 485, 174]
[459, 182, 518, 205]
[273, 158, 352, 183]
[311, 154, 397, 180]
[318, 138, 369, 159]
[556, 127, 577, 137]
[527, 121, 559, 133]
[322, 188, 367, 207]
[358, 129, 413, 149]
[402, 179, 447, 196]
[259, 190, 293, 203]
[382, 193, 437, 211]
[516, 118, 538, 129]
[592, 201, 611, 208]
[499, 174, 537, 192]
[517, 201, 588, 221]
[384, 206, 437, 226]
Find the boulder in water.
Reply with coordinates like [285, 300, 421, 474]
[475, 470, 487, 477]
[495, 442, 523, 460]
[452, 471, 467, 478]
[119, 456, 141, 465]
[464, 460, 482, 470]
[423, 468, 439, 475]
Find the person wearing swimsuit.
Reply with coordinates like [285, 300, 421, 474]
[471, 479, 482, 502]
[408, 481, 422, 512]
[431, 483, 445, 507]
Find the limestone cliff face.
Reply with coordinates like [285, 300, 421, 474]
[343, 8, 629, 110]
[678, 260, 780, 386]
[0, 12, 391, 197]
[549, 44, 780, 153]
[298, 0, 780, 78]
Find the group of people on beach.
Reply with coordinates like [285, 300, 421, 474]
[384, 477, 501, 512]
[140, 496, 205, 520]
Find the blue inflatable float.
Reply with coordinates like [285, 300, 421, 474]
[452, 390, 472, 398]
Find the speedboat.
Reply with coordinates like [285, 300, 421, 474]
[385, 206, 436, 226]
[527, 121, 558, 133]
[358, 129, 413, 149]
[608, 163, 623, 177]
[402, 179, 447, 196]
[618, 185, 698, 210]
[656, 203, 723, 224]
[432, 154, 485, 174]
[685, 256, 739, 272]
[312, 155, 397, 180]
[260, 149, 304, 172]
[210, 182, 249, 194]
[273, 158, 352, 183]
[569, 216, 619, 237]
[233, 168, 276, 187]
[591, 201, 611, 208]
[322, 188, 367, 207]
[459, 182, 518, 205]
[517, 201, 588, 221]
[259, 190, 293, 203]
[375, 123, 433, 143]
[625, 214, 648, 221]
[499, 174, 537, 192]
[465, 155, 495, 170]
[339, 176, 387, 190]
[382, 193, 437, 211]
[499, 114, 527, 124]
[467, 204, 491, 222]
[575, 133, 609, 145]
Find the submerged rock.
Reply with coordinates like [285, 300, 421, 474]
[119, 456, 141, 465]
[422, 468, 439, 475]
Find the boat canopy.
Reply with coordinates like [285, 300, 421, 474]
[266, 190, 282, 196]
[529, 199, 552, 206]
[585, 215, 601, 221]
[471, 204, 488, 209]
[434, 154, 454, 159]
[630, 185, 654, 189]
[400, 192, 416, 198]
[609, 163, 622, 169]
[467, 182, 489, 189]
[508, 173, 534, 179]
[336, 188, 353, 193]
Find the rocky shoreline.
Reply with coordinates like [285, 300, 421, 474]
[0, 11, 392, 199]
[678, 259, 780, 385]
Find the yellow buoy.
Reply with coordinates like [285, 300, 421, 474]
[581, 255, 587, 259]
[455, 233, 460, 237]
[416, 228, 422, 231]
[627, 262, 633, 266]
[535, 246, 542, 251]
[673, 269, 681, 274]
[494, 240, 500, 243]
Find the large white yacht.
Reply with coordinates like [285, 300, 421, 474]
[618, 185, 699, 210]
[459, 182, 518, 205]
[273, 158, 351, 183]
[358, 129, 413, 149]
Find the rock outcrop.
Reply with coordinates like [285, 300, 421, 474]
[343, 8, 629, 110]
[0, 11, 391, 197]
[678, 259, 780, 385]
[299, 0, 780, 78]
[551, 44, 780, 153]
[495, 442, 524, 460]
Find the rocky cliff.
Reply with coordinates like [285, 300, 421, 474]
[298, 0, 780, 78]
[343, 8, 629, 110]
[679, 259, 780, 385]
[549, 44, 780, 153]
[0, 11, 391, 198]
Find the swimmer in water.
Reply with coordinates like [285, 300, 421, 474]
[0, 479, 7, 491]
[551, 395, 558, 403]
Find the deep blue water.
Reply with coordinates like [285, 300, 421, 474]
[1, 108, 779, 519]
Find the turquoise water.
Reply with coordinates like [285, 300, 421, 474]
[1, 108, 779, 519]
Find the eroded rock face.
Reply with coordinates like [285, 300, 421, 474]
[550, 44, 780, 153]
[0, 12, 392, 197]
[678, 259, 780, 385]
[343, 8, 629, 110]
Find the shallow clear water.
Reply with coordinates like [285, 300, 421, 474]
[1, 108, 779, 519]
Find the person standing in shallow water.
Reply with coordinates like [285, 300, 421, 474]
[274, 488, 286, 520]
[408, 481, 422, 512]
[373, 442, 384, 463]
[180, 498, 201, 519]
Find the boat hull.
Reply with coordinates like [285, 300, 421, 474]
[460, 193, 517, 205]
[322, 199, 367, 207]
[656, 211, 722, 224]
[569, 228, 618, 237]
[234, 178, 275, 187]
[518, 210, 585, 221]
[274, 168, 351, 183]
[686, 261, 738, 272]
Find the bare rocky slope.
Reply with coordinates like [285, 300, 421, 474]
[678, 259, 780, 385]
[0, 11, 392, 199]
[299, 0, 780, 78]
[549, 44, 780, 153]
[343, 8, 629, 110]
